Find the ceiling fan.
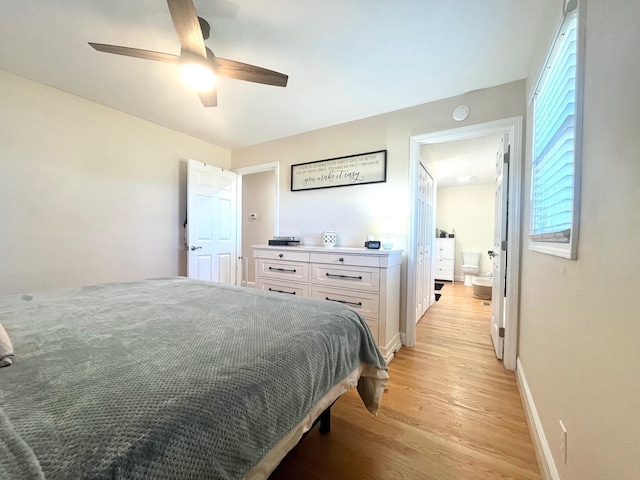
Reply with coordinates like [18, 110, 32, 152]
[89, 0, 288, 107]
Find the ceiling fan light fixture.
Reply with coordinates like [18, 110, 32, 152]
[180, 62, 216, 91]
[180, 49, 216, 91]
[89, 0, 288, 107]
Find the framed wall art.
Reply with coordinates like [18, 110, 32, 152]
[291, 150, 387, 192]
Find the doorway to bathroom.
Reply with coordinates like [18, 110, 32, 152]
[429, 133, 502, 283]
[429, 133, 509, 361]
[406, 117, 523, 371]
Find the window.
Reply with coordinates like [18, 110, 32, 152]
[529, 2, 583, 259]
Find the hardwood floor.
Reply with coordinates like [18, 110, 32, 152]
[269, 281, 541, 479]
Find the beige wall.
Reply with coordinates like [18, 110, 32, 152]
[231, 80, 525, 336]
[518, 1, 640, 478]
[241, 170, 276, 283]
[436, 184, 495, 279]
[0, 70, 230, 295]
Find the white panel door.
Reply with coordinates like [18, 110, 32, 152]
[422, 166, 434, 313]
[491, 135, 509, 360]
[415, 163, 434, 323]
[415, 174, 425, 322]
[187, 159, 237, 285]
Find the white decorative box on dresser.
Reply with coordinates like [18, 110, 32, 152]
[435, 238, 455, 282]
[252, 245, 403, 363]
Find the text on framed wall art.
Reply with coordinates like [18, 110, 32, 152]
[290, 150, 387, 191]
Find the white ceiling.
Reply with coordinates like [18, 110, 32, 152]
[429, 134, 504, 188]
[0, 1, 547, 150]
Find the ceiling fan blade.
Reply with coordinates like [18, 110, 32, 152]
[198, 88, 218, 107]
[167, 0, 207, 58]
[89, 43, 180, 64]
[214, 57, 289, 87]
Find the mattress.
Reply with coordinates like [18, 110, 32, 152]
[0, 277, 388, 479]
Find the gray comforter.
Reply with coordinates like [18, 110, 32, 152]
[0, 277, 387, 479]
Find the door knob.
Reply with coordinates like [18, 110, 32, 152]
[190, 245, 202, 251]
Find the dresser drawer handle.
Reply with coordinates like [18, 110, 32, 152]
[339, 257, 344, 262]
[269, 267, 297, 273]
[279, 253, 283, 258]
[325, 297, 362, 307]
[326, 273, 362, 280]
[269, 288, 296, 295]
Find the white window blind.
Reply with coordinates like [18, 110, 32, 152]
[531, 14, 577, 242]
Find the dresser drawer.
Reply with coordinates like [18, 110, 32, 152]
[311, 264, 380, 292]
[434, 258, 454, 281]
[253, 248, 310, 262]
[310, 252, 380, 267]
[435, 259, 453, 270]
[312, 286, 380, 320]
[435, 265, 453, 275]
[256, 279, 310, 297]
[257, 259, 309, 283]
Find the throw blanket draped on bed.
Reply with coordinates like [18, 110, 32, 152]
[0, 277, 388, 479]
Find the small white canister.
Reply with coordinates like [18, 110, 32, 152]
[321, 231, 337, 248]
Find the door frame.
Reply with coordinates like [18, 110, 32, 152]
[406, 116, 523, 370]
[234, 162, 280, 286]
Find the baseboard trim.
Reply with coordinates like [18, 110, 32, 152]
[516, 358, 559, 480]
[382, 333, 403, 363]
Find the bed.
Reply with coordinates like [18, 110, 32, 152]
[0, 277, 388, 479]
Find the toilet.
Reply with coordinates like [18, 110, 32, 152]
[461, 252, 480, 286]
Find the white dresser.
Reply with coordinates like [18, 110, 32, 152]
[435, 238, 455, 282]
[252, 245, 403, 363]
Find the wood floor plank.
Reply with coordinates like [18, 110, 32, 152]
[269, 282, 541, 479]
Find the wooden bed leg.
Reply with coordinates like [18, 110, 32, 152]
[319, 406, 331, 434]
